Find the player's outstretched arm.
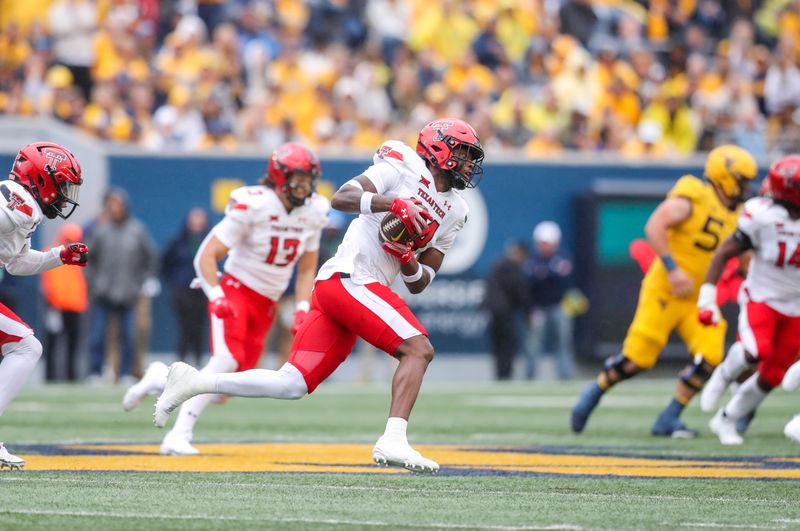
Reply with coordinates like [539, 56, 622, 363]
[400, 248, 442, 295]
[645, 196, 694, 298]
[703, 234, 749, 286]
[291, 249, 318, 334]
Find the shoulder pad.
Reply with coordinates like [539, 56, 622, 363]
[0, 181, 40, 228]
[668, 175, 705, 202]
[742, 197, 775, 220]
[225, 186, 273, 218]
[372, 141, 425, 174]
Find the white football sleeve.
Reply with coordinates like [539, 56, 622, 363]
[362, 161, 403, 196]
[5, 243, 63, 275]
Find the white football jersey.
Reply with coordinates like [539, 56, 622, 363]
[213, 186, 330, 301]
[0, 179, 44, 266]
[317, 140, 468, 286]
[739, 197, 800, 316]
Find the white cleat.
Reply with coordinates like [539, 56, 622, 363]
[372, 436, 439, 474]
[153, 362, 209, 428]
[700, 367, 732, 413]
[160, 430, 199, 456]
[784, 415, 800, 444]
[782, 362, 800, 392]
[709, 409, 743, 445]
[122, 361, 169, 412]
[0, 443, 24, 470]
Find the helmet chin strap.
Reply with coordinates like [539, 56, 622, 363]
[284, 182, 311, 207]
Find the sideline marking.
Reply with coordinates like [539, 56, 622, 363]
[10, 442, 800, 479]
[0, 509, 581, 530]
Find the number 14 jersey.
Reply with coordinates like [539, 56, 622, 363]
[213, 186, 330, 301]
[739, 197, 800, 316]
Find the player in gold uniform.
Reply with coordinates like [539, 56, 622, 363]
[571, 145, 758, 437]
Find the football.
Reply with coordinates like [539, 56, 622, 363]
[378, 212, 417, 244]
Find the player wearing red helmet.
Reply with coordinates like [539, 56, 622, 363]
[698, 155, 800, 445]
[0, 142, 88, 469]
[10, 142, 82, 219]
[123, 143, 329, 455]
[154, 119, 486, 473]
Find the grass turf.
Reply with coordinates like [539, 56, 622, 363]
[1, 378, 799, 530]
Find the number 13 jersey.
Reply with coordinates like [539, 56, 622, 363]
[213, 186, 330, 301]
[738, 197, 800, 316]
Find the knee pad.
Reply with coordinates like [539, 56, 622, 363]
[278, 363, 308, 400]
[602, 354, 640, 385]
[679, 355, 714, 391]
[11, 335, 42, 362]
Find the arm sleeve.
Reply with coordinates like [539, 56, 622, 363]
[361, 161, 404, 195]
[5, 244, 63, 276]
[737, 199, 763, 248]
[213, 215, 248, 249]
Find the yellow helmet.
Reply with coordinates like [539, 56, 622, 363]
[704, 145, 758, 201]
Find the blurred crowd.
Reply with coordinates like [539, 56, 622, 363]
[4, 0, 800, 158]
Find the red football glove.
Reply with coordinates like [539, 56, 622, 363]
[210, 297, 237, 319]
[60, 243, 89, 266]
[697, 283, 720, 327]
[291, 309, 308, 336]
[390, 197, 434, 236]
[382, 240, 414, 264]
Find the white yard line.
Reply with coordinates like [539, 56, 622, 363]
[0, 476, 788, 506]
[679, 523, 786, 529]
[0, 509, 581, 530]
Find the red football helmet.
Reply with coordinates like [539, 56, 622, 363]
[266, 142, 320, 206]
[416, 118, 484, 190]
[768, 155, 800, 208]
[9, 142, 82, 219]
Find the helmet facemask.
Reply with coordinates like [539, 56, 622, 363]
[445, 140, 485, 190]
[283, 171, 316, 207]
[47, 169, 81, 219]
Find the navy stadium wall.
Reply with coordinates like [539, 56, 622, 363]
[0, 151, 721, 359]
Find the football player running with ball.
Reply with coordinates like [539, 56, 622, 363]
[697, 156, 800, 445]
[154, 118, 485, 473]
[571, 145, 758, 438]
[124, 143, 329, 455]
[0, 142, 87, 469]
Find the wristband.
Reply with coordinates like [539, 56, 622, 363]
[295, 300, 310, 312]
[420, 263, 436, 283]
[401, 264, 423, 283]
[661, 255, 677, 273]
[360, 192, 374, 215]
[208, 285, 225, 301]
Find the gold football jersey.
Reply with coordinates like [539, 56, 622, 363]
[644, 175, 740, 290]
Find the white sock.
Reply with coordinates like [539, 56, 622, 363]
[720, 342, 753, 381]
[382, 417, 408, 442]
[0, 336, 42, 415]
[212, 363, 307, 399]
[724, 373, 768, 420]
[171, 356, 238, 437]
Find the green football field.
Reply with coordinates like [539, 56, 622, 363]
[2, 378, 799, 530]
